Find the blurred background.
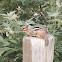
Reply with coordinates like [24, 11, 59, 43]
[0, 0, 62, 62]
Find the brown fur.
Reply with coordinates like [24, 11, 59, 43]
[21, 25, 47, 39]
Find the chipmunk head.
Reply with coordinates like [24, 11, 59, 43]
[20, 25, 29, 32]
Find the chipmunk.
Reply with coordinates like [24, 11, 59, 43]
[21, 9, 49, 46]
[21, 25, 49, 46]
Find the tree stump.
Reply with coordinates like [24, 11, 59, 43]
[23, 34, 55, 62]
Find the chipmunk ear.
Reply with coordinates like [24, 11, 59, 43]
[26, 25, 29, 28]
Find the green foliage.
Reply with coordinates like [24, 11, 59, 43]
[0, 0, 62, 62]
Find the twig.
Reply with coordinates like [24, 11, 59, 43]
[39, 5, 48, 32]
[4, 0, 9, 11]
[40, 12, 48, 32]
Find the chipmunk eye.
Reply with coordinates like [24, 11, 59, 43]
[23, 28, 25, 29]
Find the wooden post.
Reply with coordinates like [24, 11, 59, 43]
[23, 34, 54, 62]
